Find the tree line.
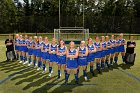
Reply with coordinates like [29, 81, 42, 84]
[0, 0, 140, 34]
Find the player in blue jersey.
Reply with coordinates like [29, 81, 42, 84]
[41, 37, 50, 73]
[48, 38, 57, 77]
[101, 36, 107, 69]
[65, 41, 79, 84]
[32, 36, 38, 67]
[36, 36, 43, 71]
[119, 33, 126, 64]
[105, 36, 112, 68]
[87, 38, 96, 76]
[22, 35, 29, 64]
[19, 35, 24, 63]
[15, 34, 20, 60]
[114, 35, 121, 64]
[110, 35, 116, 65]
[77, 41, 88, 81]
[94, 36, 102, 73]
[27, 36, 33, 66]
[56, 39, 67, 79]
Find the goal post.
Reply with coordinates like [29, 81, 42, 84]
[54, 28, 89, 44]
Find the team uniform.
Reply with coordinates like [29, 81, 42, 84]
[57, 46, 66, 65]
[32, 41, 37, 66]
[49, 44, 58, 62]
[110, 40, 116, 54]
[66, 49, 78, 69]
[42, 43, 50, 61]
[106, 41, 111, 56]
[101, 42, 107, 58]
[15, 38, 20, 51]
[78, 47, 88, 66]
[115, 40, 120, 53]
[27, 41, 33, 56]
[22, 39, 28, 53]
[94, 42, 101, 59]
[87, 44, 95, 62]
[119, 39, 125, 53]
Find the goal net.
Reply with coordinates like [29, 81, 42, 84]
[54, 28, 89, 44]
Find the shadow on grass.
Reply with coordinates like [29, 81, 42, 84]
[15, 72, 47, 85]
[32, 79, 65, 93]
[23, 75, 57, 90]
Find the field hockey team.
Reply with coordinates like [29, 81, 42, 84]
[14, 33, 126, 84]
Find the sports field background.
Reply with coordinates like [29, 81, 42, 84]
[0, 34, 140, 93]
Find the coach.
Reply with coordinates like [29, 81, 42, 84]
[5, 35, 15, 61]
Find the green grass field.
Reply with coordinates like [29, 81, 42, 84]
[0, 39, 140, 93]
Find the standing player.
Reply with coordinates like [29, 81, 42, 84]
[22, 35, 29, 64]
[105, 36, 112, 68]
[56, 39, 67, 79]
[32, 36, 38, 67]
[77, 41, 88, 81]
[110, 35, 116, 65]
[94, 36, 102, 73]
[41, 37, 50, 73]
[15, 34, 20, 60]
[19, 35, 24, 63]
[101, 36, 107, 69]
[87, 38, 96, 76]
[119, 33, 126, 64]
[27, 36, 33, 66]
[114, 35, 121, 64]
[36, 36, 43, 71]
[65, 41, 79, 84]
[48, 38, 57, 77]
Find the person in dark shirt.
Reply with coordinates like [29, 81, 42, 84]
[126, 36, 136, 54]
[5, 35, 15, 61]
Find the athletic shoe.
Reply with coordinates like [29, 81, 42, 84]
[84, 76, 88, 81]
[48, 73, 52, 77]
[23, 61, 28, 64]
[28, 64, 31, 66]
[60, 73, 61, 77]
[51, 70, 53, 73]
[19, 61, 23, 63]
[37, 68, 40, 71]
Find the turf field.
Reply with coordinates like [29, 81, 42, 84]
[0, 39, 140, 93]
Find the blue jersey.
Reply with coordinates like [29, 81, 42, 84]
[15, 38, 20, 45]
[78, 47, 87, 66]
[37, 42, 43, 48]
[94, 42, 101, 51]
[27, 41, 33, 48]
[79, 47, 86, 55]
[120, 39, 125, 46]
[68, 49, 77, 58]
[58, 46, 66, 54]
[19, 39, 23, 45]
[88, 44, 95, 52]
[110, 40, 115, 47]
[102, 42, 107, 49]
[106, 41, 111, 49]
[43, 43, 50, 51]
[87, 44, 95, 62]
[50, 44, 57, 51]
[115, 40, 120, 47]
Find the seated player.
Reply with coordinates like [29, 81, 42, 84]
[56, 39, 67, 79]
[77, 41, 88, 81]
[65, 41, 79, 84]
[87, 38, 96, 76]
